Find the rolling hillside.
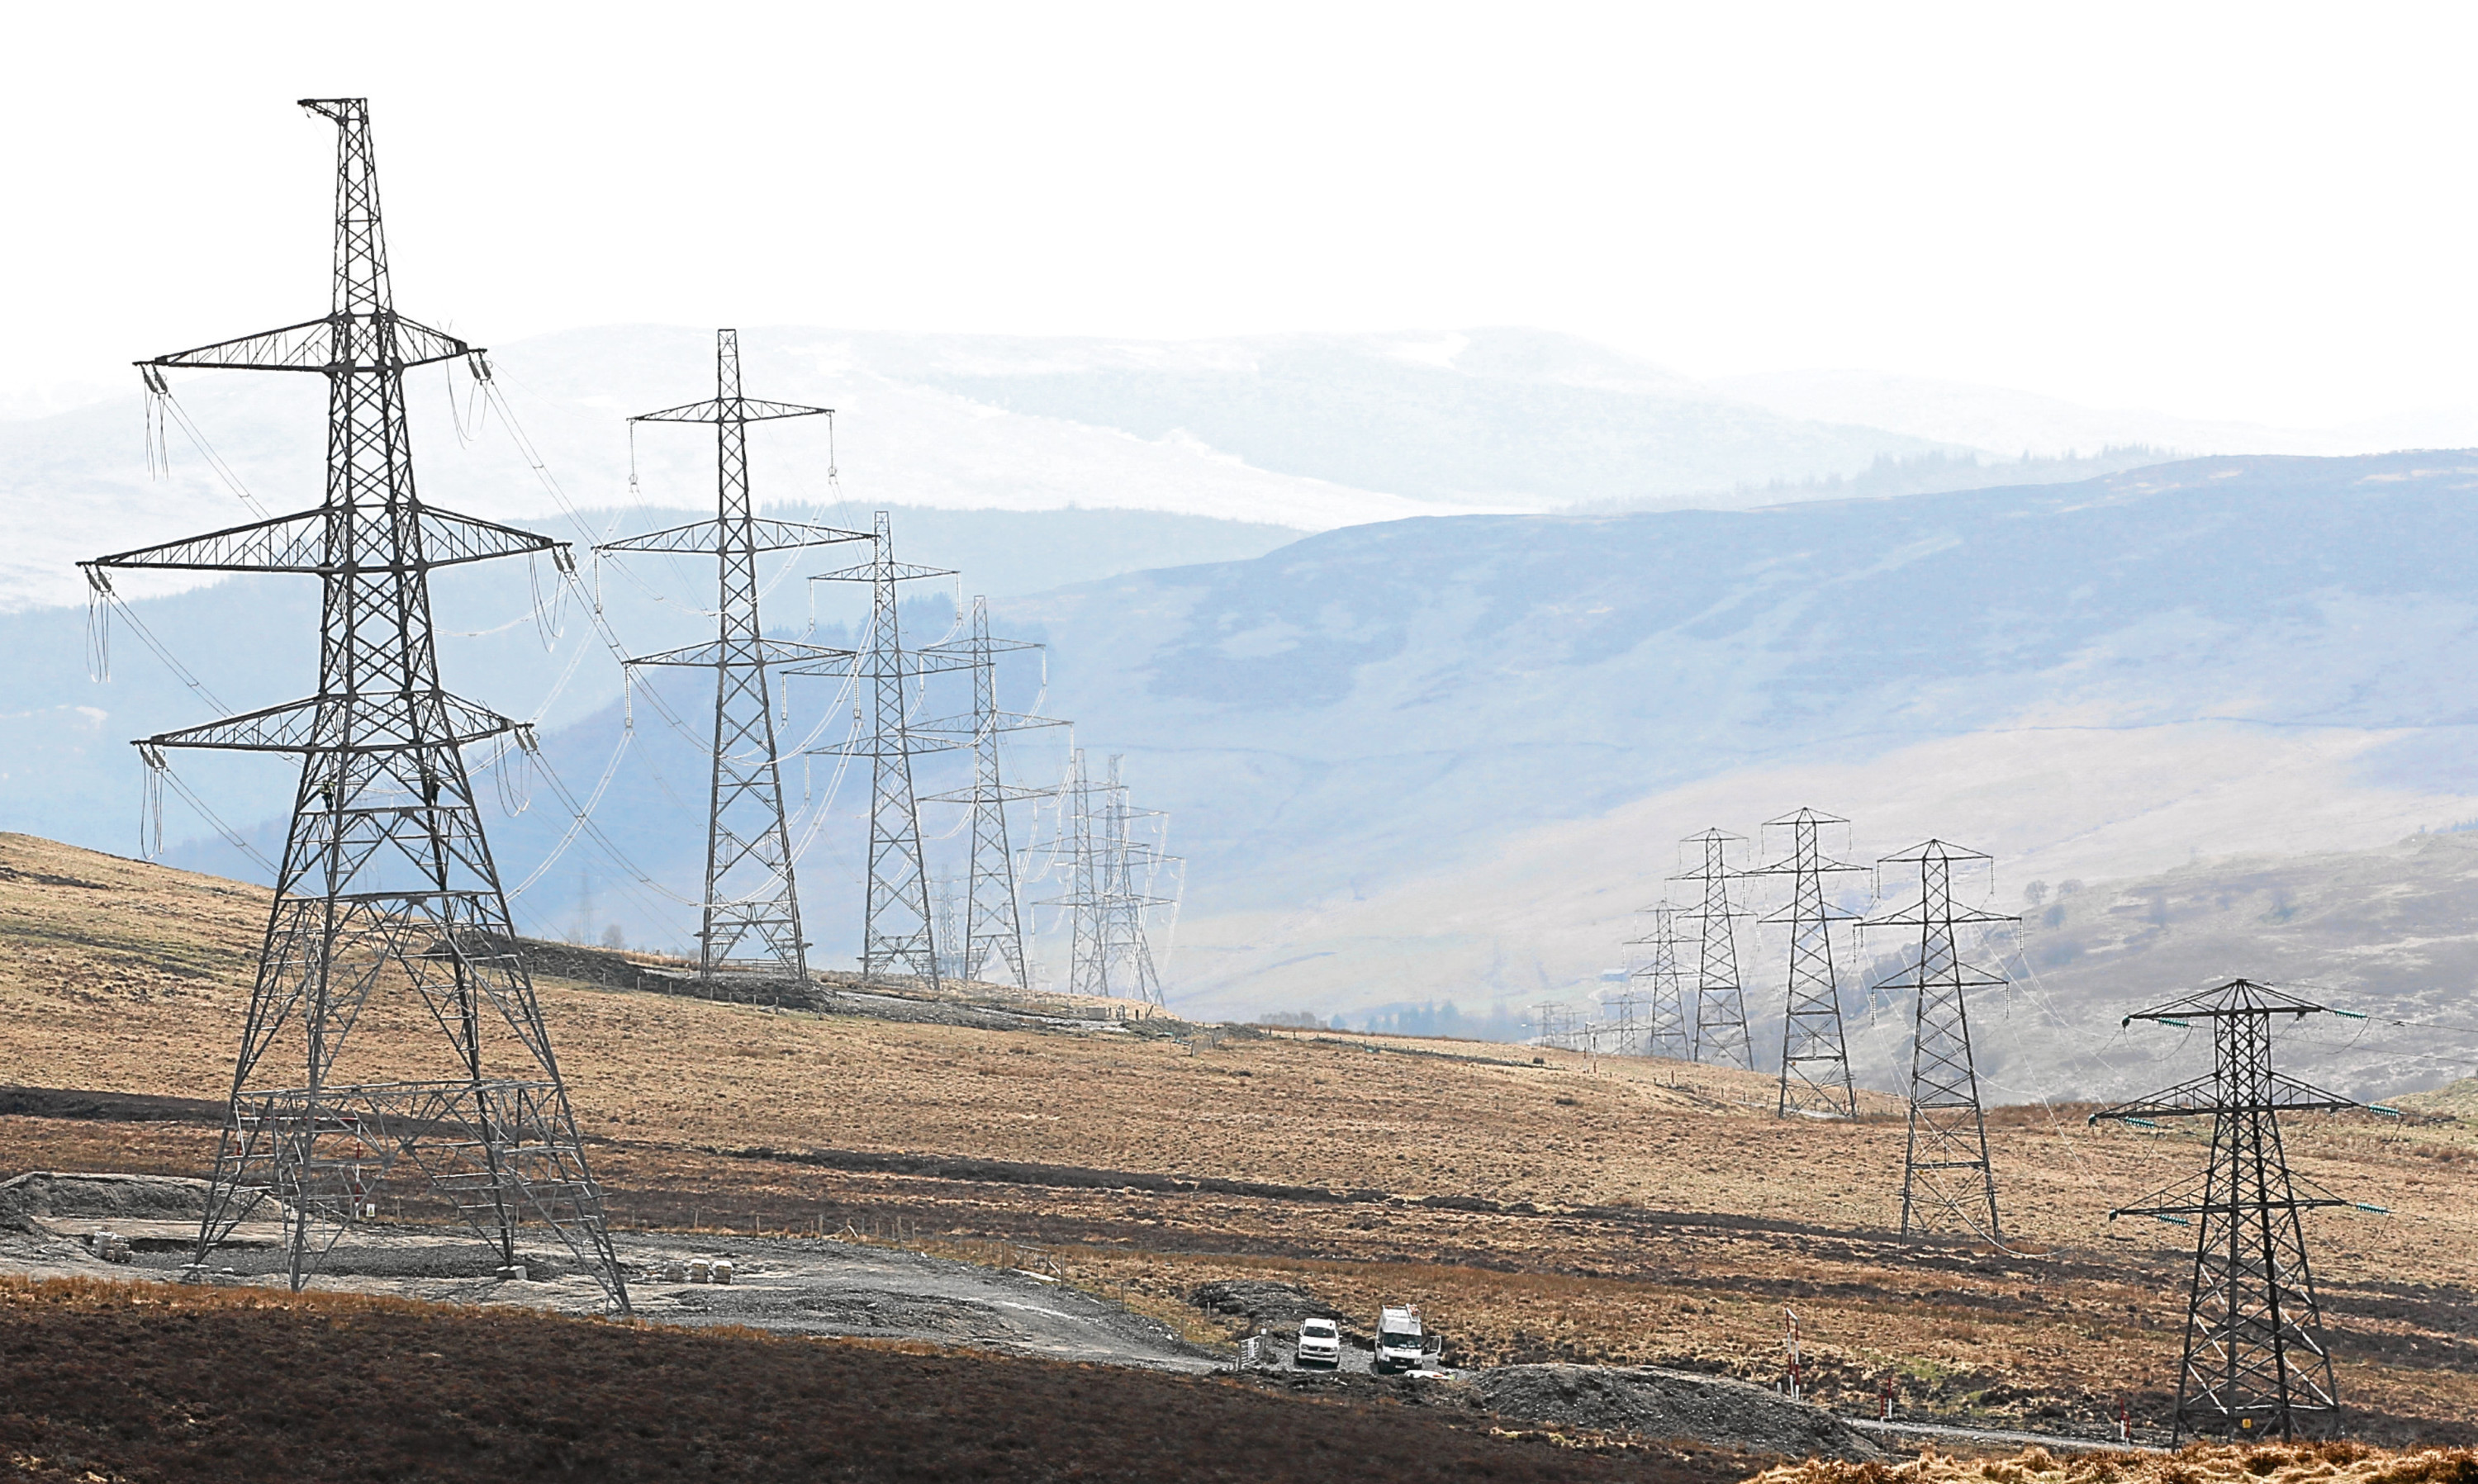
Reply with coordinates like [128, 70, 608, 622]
[0, 832, 2472, 1444]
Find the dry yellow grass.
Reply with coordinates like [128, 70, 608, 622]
[2, 832, 2474, 1441]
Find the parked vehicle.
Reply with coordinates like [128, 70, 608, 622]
[1295, 1316, 1343, 1368]
[1373, 1305, 1427, 1373]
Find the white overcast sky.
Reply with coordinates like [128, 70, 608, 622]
[2, 2, 2472, 427]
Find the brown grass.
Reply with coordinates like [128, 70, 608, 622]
[0, 1274, 1759, 1483]
[1749, 1442, 2478, 1484]
[3, 832, 2476, 1444]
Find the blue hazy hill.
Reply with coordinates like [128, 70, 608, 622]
[17, 450, 2478, 1104]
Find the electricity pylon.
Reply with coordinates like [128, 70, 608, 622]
[1595, 991, 1644, 1057]
[810, 512, 966, 987]
[1626, 903, 1697, 1060]
[596, 330, 863, 995]
[919, 595, 1066, 989]
[1752, 807, 1862, 1119]
[82, 98, 628, 1311]
[1042, 751, 1175, 1003]
[1864, 840, 2013, 1242]
[2092, 980, 2358, 1442]
[1095, 756, 1175, 1003]
[1671, 828, 1753, 1069]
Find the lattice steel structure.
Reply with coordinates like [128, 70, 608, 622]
[811, 513, 966, 987]
[1864, 840, 2013, 1242]
[1625, 903, 1697, 1060]
[597, 330, 863, 993]
[1042, 750, 1175, 1003]
[82, 99, 628, 1311]
[1672, 828, 1754, 1068]
[918, 595, 1066, 989]
[1595, 991, 1645, 1056]
[2092, 980, 2357, 1441]
[1529, 1002, 1580, 1052]
[1753, 808, 1862, 1118]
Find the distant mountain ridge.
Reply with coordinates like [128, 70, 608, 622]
[2, 323, 2329, 615]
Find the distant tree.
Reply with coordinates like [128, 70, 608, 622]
[600, 924, 626, 951]
[2024, 880, 2049, 908]
[2056, 879, 2084, 898]
[1253, 1011, 1326, 1029]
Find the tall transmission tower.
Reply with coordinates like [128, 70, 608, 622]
[1671, 828, 1753, 1069]
[930, 875, 966, 981]
[1044, 751, 1175, 1003]
[918, 595, 1066, 989]
[83, 98, 628, 1310]
[1625, 904, 1697, 1060]
[2092, 980, 2359, 1441]
[1595, 989, 1645, 1057]
[810, 513, 966, 988]
[1752, 808, 1863, 1119]
[1864, 840, 2014, 1242]
[1097, 755, 1175, 1003]
[596, 330, 863, 994]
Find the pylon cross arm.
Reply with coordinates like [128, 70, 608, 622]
[136, 692, 521, 754]
[2094, 1069, 2358, 1124]
[85, 505, 561, 576]
[908, 709, 1070, 737]
[811, 560, 957, 585]
[923, 780, 1056, 804]
[921, 635, 1044, 657]
[144, 312, 472, 374]
[596, 517, 870, 556]
[630, 396, 833, 424]
[624, 638, 857, 671]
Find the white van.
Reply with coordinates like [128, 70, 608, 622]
[1294, 1316, 1343, 1368]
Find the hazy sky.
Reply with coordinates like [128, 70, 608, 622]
[3, 2, 2472, 426]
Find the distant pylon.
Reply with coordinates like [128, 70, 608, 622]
[810, 513, 966, 988]
[1626, 904, 1697, 1060]
[86, 97, 627, 1311]
[1864, 840, 2014, 1242]
[1095, 755, 1172, 1003]
[1752, 808, 1862, 1119]
[1671, 828, 1753, 1069]
[1043, 750, 1175, 1003]
[919, 595, 1066, 989]
[1056, 750, 1105, 995]
[2092, 980, 2358, 1442]
[597, 329, 863, 993]
[1595, 990, 1644, 1057]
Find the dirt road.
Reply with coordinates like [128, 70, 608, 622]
[0, 1172, 1220, 1371]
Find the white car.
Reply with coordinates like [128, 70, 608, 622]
[1294, 1316, 1343, 1368]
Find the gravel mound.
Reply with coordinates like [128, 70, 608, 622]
[1475, 1364, 1882, 1460]
[0, 1171, 211, 1231]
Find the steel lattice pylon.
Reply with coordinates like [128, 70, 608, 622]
[919, 595, 1066, 989]
[811, 513, 965, 987]
[1753, 808, 1861, 1119]
[83, 98, 629, 1311]
[2092, 980, 2357, 1441]
[598, 330, 864, 994]
[1042, 750, 1175, 1003]
[1864, 840, 2013, 1242]
[1625, 903, 1697, 1060]
[1671, 828, 1753, 1068]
